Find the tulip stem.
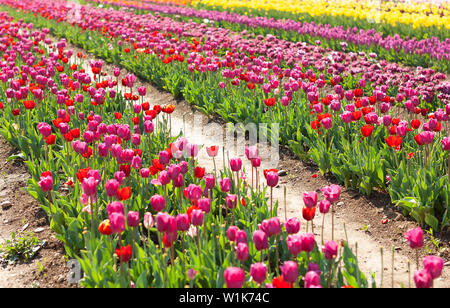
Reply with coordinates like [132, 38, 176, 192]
[270, 187, 273, 215]
[407, 259, 411, 288]
[415, 249, 420, 271]
[447, 154, 449, 184]
[327, 260, 332, 288]
[391, 246, 395, 288]
[284, 186, 287, 222]
[321, 214, 325, 245]
[380, 246, 384, 288]
[331, 203, 335, 241]
[275, 235, 279, 275]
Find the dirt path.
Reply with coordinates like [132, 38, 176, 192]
[0, 138, 72, 288]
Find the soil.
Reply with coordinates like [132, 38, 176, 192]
[0, 38, 448, 288]
[0, 138, 74, 288]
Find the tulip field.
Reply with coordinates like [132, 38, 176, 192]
[0, 0, 448, 290]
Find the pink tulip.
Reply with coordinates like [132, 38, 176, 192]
[266, 171, 279, 187]
[82, 177, 98, 197]
[37, 122, 52, 138]
[219, 178, 231, 192]
[227, 226, 239, 242]
[405, 227, 424, 249]
[150, 194, 166, 212]
[197, 198, 211, 213]
[322, 185, 341, 203]
[109, 212, 125, 234]
[235, 230, 247, 245]
[230, 158, 242, 172]
[319, 199, 331, 214]
[414, 269, 433, 288]
[176, 214, 190, 232]
[304, 271, 322, 288]
[260, 217, 281, 237]
[320, 118, 332, 130]
[442, 137, 450, 151]
[225, 194, 238, 209]
[253, 230, 268, 251]
[206, 146, 219, 157]
[155, 212, 172, 232]
[250, 263, 267, 284]
[286, 235, 302, 256]
[186, 184, 202, 201]
[127, 211, 139, 227]
[251, 157, 261, 167]
[191, 209, 204, 226]
[301, 233, 316, 253]
[38, 175, 53, 192]
[204, 174, 215, 189]
[236, 243, 249, 261]
[423, 256, 444, 279]
[284, 217, 301, 234]
[143, 212, 154, 229]
[280, 261, 298, 283]
[322, 241, 338, 260]
[303, 191, 318, 208]
[224, 267, 245, 288]
[107, 201, 124, 216]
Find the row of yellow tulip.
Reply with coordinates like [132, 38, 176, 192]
[192, 0, 449, 30]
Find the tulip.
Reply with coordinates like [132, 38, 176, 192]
[186, 184, 202, 201]
[191, 209, 204, 226]
[423, 256, 444, 280]
[260, 218, 281, 237]
[286, 235, 302, 256]
[405, 227, 424, 250]
[38, 175, 53, 192]
[280, 261, 298, 284]
[107, 201, 124, 216]
[115, 245, 132, 263]
[304, 271, 322, 288]
[109, 212, 125, 234]
[226, 194, 238, 209]
[150, 194, 166, 212]
[322, 184, 340, 240]
[98, 219, 112, 235]
[229, 158, 242, 172]
[300, 233, 316, 253]
[176, 214, 190, 232]
[236, 243, 249, 261]
[127, 211, 139, 228]
[227, 226, 239, 242]
[413, 269, 433, 288]
[253, 230, 268, 251]
[303, 191, 318, 208]
[250, 263, 267, 285]
[323, 241, 338, 260]
[204, 174, 215, 190]
[155, 212, 172, 233]
[219, 178, 231, 192]
[284, 217, 300, 234]
[206, 145, 219, 157]
[224, 267, 245, 288]
[143, 212, 154, 229]
[197, 198, 211, 214]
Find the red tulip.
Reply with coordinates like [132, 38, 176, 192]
[115, 245, 132, 263]
[117, 187, 131, 201]
[385, 135, 403, 150]
[302, 206, 316, 221]
[45, 134, 56, 145]
[361, 125, 373, 138]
